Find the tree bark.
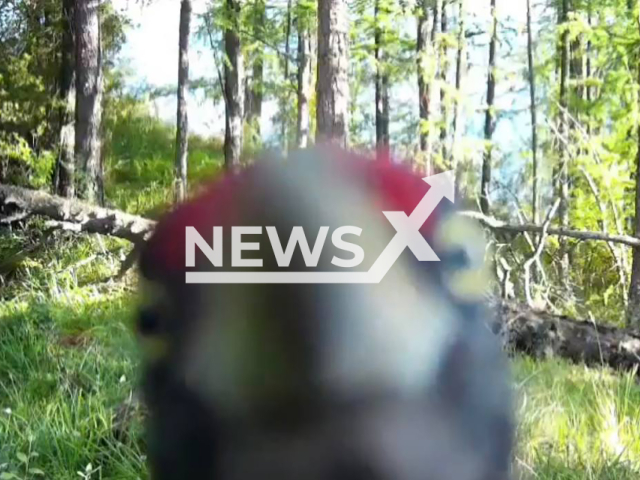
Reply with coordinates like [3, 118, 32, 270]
[374, 0, 390, 151]
[496, 304, 640, 375]
[224, 0, 244, 170]
[439, 3, 448, 163]
[246, 0, 265, 141]
[75, 0, 104, 204]
[296, 6, 313, 149]
[417, 0, 441, 171]
[417, 0, 430, 156]
[627, 11, 640, 326]
[0, 184, 155, 244]
[480, 0, 497, 215]
[54, 0, 76, 198]
[526, 0, 538, 225]
[451, 0, 465, 179]
[557, 0, 571, 291]
[175, 0, 191, 203]
[316, 0, 349, 147]
[281, 0, 292, 151]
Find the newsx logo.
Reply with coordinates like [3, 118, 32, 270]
[185, 171, 454, 284]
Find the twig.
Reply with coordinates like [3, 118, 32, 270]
[523, 199, 560, 309]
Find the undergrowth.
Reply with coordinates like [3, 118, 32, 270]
[2, 107, 640, 479]
[3, 230, 640, 479]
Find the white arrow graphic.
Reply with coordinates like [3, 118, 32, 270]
[186, 170, 454, 284]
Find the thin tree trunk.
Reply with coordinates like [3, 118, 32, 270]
[439, 2, 448, 163]
[296, 8, 313, 148]
[480, 0, 497, 215]
[586, 4, 592, 135]
[451, 0, 465, 180]
[175, 0, 191, 203]
[417, 0, 430, 156]
[627, 13, 640, 326]
[417, 0, 440, 172]
[428, 0, 441, 166]
[375, 0, 390, 151]
[247, 0, 265, 141]
[224, 0, 244, 170]
[281, 0, 292, 151]
[557, 0, 571, 288]
[526, 0, 538, 224]
[75, 0, 103, 204]
[54, 0, 75, 198]
[316, 0, 349, 146]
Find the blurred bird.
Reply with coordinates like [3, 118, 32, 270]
[136, 147, 513, 480]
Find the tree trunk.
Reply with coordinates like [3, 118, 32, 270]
[480, 0, 497, 215]
[497, 304, 640, 375]
[175, 0, 191, 203]
[627, 14, 640, 326]
[54, 0, 76, 198]
[439, 3, 448, 163]
[417, 0, 440, 171]
[224, 0, 244, 170]
[0, 184, 155, 244]
[75, 0, 103, 204]
[316, 0, 349, 146]
[586, 5, 593, 139]
[374, 0, 389, 151]
[557, 0, 571, 290]
[416, 0, 430, 157]
[526, 0, 538, 224]
[296, 8, 313, 149]
[451, 0, 465, 180]
[281, 0, 292, 151]
[427, 0, 441, 167]
[246, 0, 264, 141]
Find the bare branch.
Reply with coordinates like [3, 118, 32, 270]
[460, 210, 640, 248]
[523, 199, 559, 309]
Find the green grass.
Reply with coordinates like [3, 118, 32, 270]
[0, 282, 144, 479]
[3, 254, 640, 480]
[0, 230, 144, 480]
[513, 357, 640, 479]
[4, 105, 640, 478]
[0, 105, 221, 479]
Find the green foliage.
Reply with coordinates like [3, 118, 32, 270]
[0, 0, 129, 189]
[103, 95, 224, 217]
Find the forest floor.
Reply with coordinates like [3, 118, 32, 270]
[2, 117, 640, 478]
[1, 232, 640, 479]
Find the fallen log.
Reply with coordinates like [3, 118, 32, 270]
[3, 184, 640, 374]
[3, 183, 640, 249]
[0, 184, 156, 244]
[496, 304, 640, 373]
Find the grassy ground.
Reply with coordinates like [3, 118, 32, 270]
[2, 240, 640, 479]
[3, 109, 640, 478]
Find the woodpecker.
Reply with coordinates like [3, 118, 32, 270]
[136, 148, 513, 480]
